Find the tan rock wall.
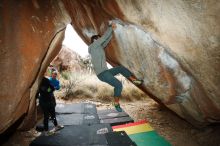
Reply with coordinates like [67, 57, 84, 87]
[0, 0, 70, 133]
[62, 0, 220, 126]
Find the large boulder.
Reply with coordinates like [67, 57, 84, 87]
[0, 0, 70, 133]
[51, 45, 88, 72]
[63, 0, 220, 126]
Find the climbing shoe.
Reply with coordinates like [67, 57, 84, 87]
[43, 130, 55, 136]
[132, 79, 143, 86]
[54, 125, 64, 131]
[114, 104, 122, 112]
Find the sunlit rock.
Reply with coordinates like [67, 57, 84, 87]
[51, 45, 89, 72]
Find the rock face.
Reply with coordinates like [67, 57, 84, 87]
[0, 0, 70, 133]
[51, 45, 88, 72]
[0, 0, 219, 133]
[62, 0, 220, 126]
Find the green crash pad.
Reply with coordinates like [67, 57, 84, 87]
[129, 131, 171, 146]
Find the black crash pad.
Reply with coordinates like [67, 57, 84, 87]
[105, 131, 137, 146]
[97, 109, 125, 114]
[36, 114, 100, 132]
[30, 124, 112, 146]
[55, 103, 97, 114]
[100, 116, 134, 126]
[98, 109, 129, 120]
[56, 114, 100, 126]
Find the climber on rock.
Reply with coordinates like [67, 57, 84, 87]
[88, 21, 143, 112]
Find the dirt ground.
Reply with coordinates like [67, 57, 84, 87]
[2, 98, 220, 146]
[119, 99, 220, 146]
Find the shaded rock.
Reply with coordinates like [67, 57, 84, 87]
[0, 0, 70, 133]
[62, 0, 220, 126]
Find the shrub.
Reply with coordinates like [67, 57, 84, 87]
[58, 72, 149, 101]
[61, 72, 85, 99]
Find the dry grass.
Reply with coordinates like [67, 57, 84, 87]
[56, 71, 149, 102]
